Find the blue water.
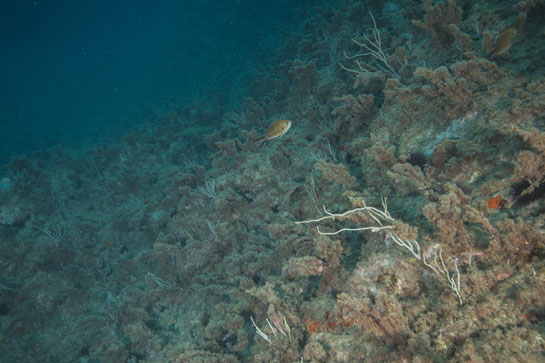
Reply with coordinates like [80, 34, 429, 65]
[0, 0, 307, 164]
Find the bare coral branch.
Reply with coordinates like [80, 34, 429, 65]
[341, 12, 401, 79]
[296, 196, 464, 304]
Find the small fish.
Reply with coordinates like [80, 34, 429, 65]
[488, 27, 517, 58]
[255, 119, 292, 148]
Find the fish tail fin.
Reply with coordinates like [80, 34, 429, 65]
[255, 136, 266, 148]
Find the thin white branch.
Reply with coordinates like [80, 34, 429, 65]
[341, 12, 401, 79]
[251, 316, 272, 344]
[296, 197, 463, 305]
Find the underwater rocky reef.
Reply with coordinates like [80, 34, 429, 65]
[1, 0, 545, 362]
